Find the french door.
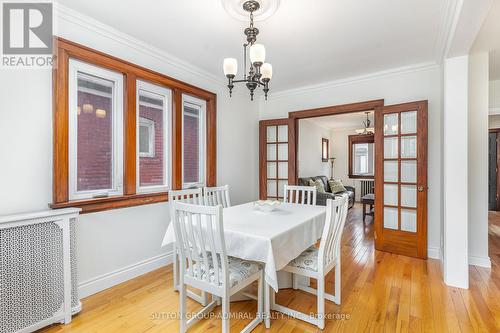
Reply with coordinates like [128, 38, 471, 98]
[374, 101, 428, 258]
[259, 119, 293, 200]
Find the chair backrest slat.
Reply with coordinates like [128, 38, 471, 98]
[172, 201, 228, 290]
[284, 185, 317, 205]
[318, 195, 348, 272]
[203, 185, 231, 208]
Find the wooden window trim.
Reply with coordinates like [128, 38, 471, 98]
[348, 134, 375, 179]
[51, 37, 217, 213]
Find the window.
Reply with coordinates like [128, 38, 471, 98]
[348, 134, 374, 179]
[136, 80, 171, 193]
[68, 59, 124, 200]
[182, 95, 206, 188]
[52, 38, 216, 213]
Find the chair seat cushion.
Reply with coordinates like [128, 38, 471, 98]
[287, 246, 319, 272]
[192, 256, 261, 288]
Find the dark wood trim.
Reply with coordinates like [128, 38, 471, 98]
[321, 138, 329, 162]
[123, 73, 137, 195]
[348, 134, 375, 179]
[206, 95, 217, 187]
[52, 43, 69, 204]
[288, 99, 384, 119]
[50, 192, 169, 214]
[172, 89, 183, 190]
[52, 37, 217, 213]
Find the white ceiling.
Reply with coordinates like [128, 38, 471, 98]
[56, 0, 448, 92]
[304, 111, 374, 130]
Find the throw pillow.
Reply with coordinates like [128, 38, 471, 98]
[308, 179, 325, 193]
[328, 179, 347, 194]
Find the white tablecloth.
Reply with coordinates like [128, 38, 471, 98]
[162, 202, 326, 292]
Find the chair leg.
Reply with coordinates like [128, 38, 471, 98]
[292, 273, 298, 289]
[264, 284, 270, 328]
[258, 271, 264, 321]
[221, 294, 230, 333]
[335, 259, 341, 305]
[201, 291, 208, 306]
[173, 246, 178, 291]
[179, 282, 187, 333]
[317, 276, 325, 329]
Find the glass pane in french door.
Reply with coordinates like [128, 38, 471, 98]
[382, 111, 418, 233]
[263, 123, 288, 200]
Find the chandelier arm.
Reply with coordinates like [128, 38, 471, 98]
[232, 79, 250, 84]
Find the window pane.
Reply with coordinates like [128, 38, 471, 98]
[384, 207, 398, 230]
[77, 73, 113, 191]
[183, 102, 203, 185]
[383, 113, 398, 135]
[353, 143, 374, 175]
[267, 126, 276, 142]
[384, 137, 398, 158]
[138, 89, 165, 188]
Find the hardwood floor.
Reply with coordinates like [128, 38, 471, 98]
[39, 204, 500, 333]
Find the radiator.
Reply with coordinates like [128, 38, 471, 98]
[0, 208, 81, 333]
[360, 180, 375, 197]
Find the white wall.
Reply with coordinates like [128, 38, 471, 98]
[491, 79, 500, 109]
[331, 128, 355, 186]
[297, 120, 333, 177]
[260, 65, 443, 258]
[0, 10, 259, 297]
[443, 56, 469, 288]
[468, 53, 491, 268]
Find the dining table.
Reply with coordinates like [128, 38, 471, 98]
[162, 201, 327, 327]
[162, 201, 326, 293]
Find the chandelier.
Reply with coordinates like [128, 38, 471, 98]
[223, 0, 273, 101]
[355, 112, 375, 135]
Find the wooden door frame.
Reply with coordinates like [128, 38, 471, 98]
[287, 99, 385, 185]
[489, 128, 500, 210]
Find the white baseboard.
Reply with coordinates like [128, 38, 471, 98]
[468, 255, 491, 268]
[78, 251, 173, 299]
[428, 246, 441, 260]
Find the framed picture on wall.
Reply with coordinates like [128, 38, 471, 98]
[322, 138, 329, 162]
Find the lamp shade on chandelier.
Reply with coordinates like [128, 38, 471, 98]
[223, 1, 273, 101]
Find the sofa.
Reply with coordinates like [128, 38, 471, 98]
[298, 175, 355, 208]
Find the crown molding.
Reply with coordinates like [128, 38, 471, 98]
[266, 62, 440, 101]
[434, 0, 463, 63]
[54, 4, 229, 91]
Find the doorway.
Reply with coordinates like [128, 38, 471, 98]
[259, 99, 429, 259]
[489, 128, 500, 211]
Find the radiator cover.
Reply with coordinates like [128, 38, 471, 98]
[0, 208, 81, 333]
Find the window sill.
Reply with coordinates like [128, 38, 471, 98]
[50, 192, 168, 214]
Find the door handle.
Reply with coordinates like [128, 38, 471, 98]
[418, 186, 425, 192]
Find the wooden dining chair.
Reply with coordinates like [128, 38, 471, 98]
[270, 195, 348, 329]
[172, 201, 265, 333]
[204, 185, 231, 208]
[283, 185, 317, 205]
[169, 188, 207, 306]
